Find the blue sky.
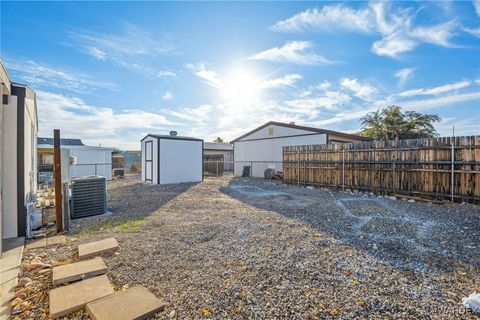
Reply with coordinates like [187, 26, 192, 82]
[1, 1, 479, 149]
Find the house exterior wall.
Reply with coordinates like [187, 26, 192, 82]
[68, 147, 113, 180]
[238, 124, 315, 141]
[24, 96, 37, 207]
[159, 139, 203, 184]
[2, 95, 18, 238]
[234, 128, 327, 177]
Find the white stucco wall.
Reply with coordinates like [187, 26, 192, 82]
[234, 131, 327, 177]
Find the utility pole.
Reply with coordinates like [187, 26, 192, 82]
[54, 129, 63, 233]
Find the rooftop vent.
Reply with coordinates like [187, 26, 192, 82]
[170, 131, 177, 136]
[289, 122, 295, 125]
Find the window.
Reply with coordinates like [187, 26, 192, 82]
[268, 127, 274, 136]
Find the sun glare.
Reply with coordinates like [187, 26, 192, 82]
[220, 69, 261, 106]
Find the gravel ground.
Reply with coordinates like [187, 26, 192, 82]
[17, 175, 480, 319]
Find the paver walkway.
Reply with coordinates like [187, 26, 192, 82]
[86, 286, 167, 320]
[52, 257, 107, 285]
[49, 274, 114, 319]
[78, 237, 118, 259]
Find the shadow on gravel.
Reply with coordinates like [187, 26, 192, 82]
[70, 179, 197, 234]
[220, 178, 480, 273]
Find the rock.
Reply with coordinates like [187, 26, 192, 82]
[408, 199, 415, 203]
[169, 310, 176, 318]
[388, 196, 397, 201]
[10, 298, 23, 309]
[306, 186, 314, 190]
[23, 261, 45, 271]
[17, 278, 32, 288]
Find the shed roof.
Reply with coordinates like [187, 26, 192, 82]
[231, 121, 371, 143]
[141, 134, 203, 142]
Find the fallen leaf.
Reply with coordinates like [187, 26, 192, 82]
[202, 308, 213, 317]
[329, 308, 338, 316]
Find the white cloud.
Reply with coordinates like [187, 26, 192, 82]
[403, 91, 480, 110]
[474, 0, 480, 17]
[272, 2, 459, 58]
[464, 27, 480, 37]
[340, 78, 378, 101]
[36, 90, 176, 149]
[284, 91, 351, 118]
[271, 5, 374, 33]
[371, 34, 417, 58]
[156, 70, 177, 78]
[6, 59, 116, 93]
[395, 68, 415, 86]
[410, 21, 457, 47]
[260, 74, 302, 89]
[398, 80, 471, 97]
[248, 41, 333, 65]
[186, 62, 221, 88]
[87, 47, 107, 60]
[162, 91, 174, 100]
[69, 22, 174, 76]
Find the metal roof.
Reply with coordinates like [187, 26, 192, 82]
[141, 134, 203, 142]
[37, 137, 84, 146]
[231, 121, 371, 143]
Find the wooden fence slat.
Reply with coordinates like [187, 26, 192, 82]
[283, 136, 480, 203]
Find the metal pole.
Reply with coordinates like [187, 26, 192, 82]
[53, 129, 63, 233]
[342, 149, 345, 191]
[95, 164, 97, 176]
[216, 161, 219, 177]
[451, 142, 455, 202]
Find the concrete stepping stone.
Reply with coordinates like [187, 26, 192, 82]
[25, 238, 47, 250]
[49, 274, 114, 319]
[78, 237, 119, 259]
[47, 235, 66, 246]
[86, 286, 167, 320]
[52, 257, 108, 285]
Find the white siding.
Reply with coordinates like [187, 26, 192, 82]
[24, 97, 37, 206]
[2, 95, 17, 238]
[234, 133, 327, 177]
[159, 139, 202, 184]
[69, 147, 113, 180]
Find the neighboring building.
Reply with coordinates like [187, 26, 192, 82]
[37, 138, 114, 180]
[203, 142, 234, 172]
[124, 150, 141, 172]
[141, 134, 203, 184]
[1, 59, 38, 240]
[231, 121, 370, 177]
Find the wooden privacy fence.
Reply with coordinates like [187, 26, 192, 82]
[283, 136, 480, 202]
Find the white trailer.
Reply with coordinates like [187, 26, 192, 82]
[141, 134, 203, 184]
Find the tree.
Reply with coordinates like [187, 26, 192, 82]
[213, 137, 225, 143]
[361, 106, 440, 141]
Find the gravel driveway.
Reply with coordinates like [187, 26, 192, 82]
[70, 176, 480, 319]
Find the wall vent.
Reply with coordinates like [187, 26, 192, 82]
[70, 176, 107, 219]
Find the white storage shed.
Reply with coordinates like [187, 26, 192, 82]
[141, 134, 203, 184]
[232, 121, 370, 178]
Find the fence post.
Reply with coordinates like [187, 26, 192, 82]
[451, 142, 454, 202]
[216, 161, 219, 177]
[95, 164, 98, 176]
[392, 161, 396, 193]
[342, 149, 345, 191]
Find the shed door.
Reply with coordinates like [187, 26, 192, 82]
[145, 140, 153, 182]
